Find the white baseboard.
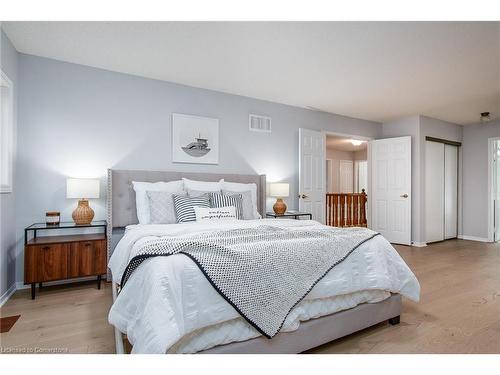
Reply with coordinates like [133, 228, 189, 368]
[411, 241, 427, 247]
[458, 235, 490, 243]
[0, 283, 17, 307]
[15, 276, 104, 290]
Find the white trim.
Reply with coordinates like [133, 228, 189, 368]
[323, 130, 373, 142]
[0, 283, 16, 307]
[0, 69, 14, 193]
[487, 137, 500, 242]
[458, 235, 490, 243]
[107, 168, 113, 280]
[411, 241, 427, 247]
[367, 141, 372, 229]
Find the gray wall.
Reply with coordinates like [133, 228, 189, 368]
[14, 53, 382, 284]
[0, 30, 18, 299]
[462, 120, 500, 240]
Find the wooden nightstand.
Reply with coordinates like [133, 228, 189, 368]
[24, 221, 107, 299]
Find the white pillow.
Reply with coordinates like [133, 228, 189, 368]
[132, 180, 184, 224]
[220, 180, 260, 219]
[182, 178, 222, 192]
[187, 189, 217, 198]
[194, 206, 237, 222]
[147, 190, 186, 224]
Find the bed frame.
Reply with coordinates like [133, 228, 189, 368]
[107, 168, 401, 354]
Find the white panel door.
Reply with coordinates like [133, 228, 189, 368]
[444, 144, 458, 239]
[339, 160, 354, 193]
[299, 128, 325, 223]
[425, 141, 445, 243]
[371, 136, 411, 245]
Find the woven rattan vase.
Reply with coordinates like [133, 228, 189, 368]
[72, 199, 95, 225]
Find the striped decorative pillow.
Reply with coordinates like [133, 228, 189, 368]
[173, 194, 210, 223]
[209, 192, 243, 220]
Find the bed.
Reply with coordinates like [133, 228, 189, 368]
[106, 169, 420, 354]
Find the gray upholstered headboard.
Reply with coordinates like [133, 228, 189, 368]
[106, 169, 267, 229]
[105, 169, 266, 279]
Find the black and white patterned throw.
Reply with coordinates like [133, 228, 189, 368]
[120, 225, 379, 338]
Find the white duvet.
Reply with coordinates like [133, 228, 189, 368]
[108, 219, 420, 353]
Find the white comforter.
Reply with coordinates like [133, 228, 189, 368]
[108, 219, 420, 353]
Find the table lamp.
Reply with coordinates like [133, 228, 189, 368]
[270, 183, 289, 215]
[66, 178, 100, 225]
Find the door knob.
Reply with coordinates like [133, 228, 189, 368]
[298, 194, 309, 199]
[400, 194, 408, 198]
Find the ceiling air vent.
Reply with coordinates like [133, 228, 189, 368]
[249, 114, 272, 133]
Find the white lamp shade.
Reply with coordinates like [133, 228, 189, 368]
[270, 183, 290, 198]
[66, 178, 100, 199]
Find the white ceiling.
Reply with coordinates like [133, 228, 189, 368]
[326, 135, 368, 152]
[3, 21, 500, 125]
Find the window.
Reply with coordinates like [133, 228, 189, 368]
[1, 69, 14, 193]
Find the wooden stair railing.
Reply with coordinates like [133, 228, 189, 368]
[326, 190, 367, 227]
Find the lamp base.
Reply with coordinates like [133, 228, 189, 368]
[273, 198, 287, 216]
[72, 199, 95, 225]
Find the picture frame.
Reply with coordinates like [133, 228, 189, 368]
[172, 113, 219, 165]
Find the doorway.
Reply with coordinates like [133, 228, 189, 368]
[324, 134, 369, 228]
[325, 135, 368, 195]
[298, 129, 371, 225]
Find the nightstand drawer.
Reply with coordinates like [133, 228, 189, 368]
[69, 239, 107, 277]
[25, 243, 69, 283]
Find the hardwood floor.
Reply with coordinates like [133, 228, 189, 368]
[309, 239, 500, 353]
[0, 281, 114, 353]
[1, 239, 499, 354]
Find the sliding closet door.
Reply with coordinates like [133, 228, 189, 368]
[425, 141, 445, 243]
[444, 144, 458, 239]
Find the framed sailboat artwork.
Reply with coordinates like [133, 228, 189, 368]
[172, 113, 219, 164]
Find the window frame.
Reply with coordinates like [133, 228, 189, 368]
[1, 68, 14, 194]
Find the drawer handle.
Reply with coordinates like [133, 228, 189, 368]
[84, 242, 92, 247]
[42, 246, 50, 250]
